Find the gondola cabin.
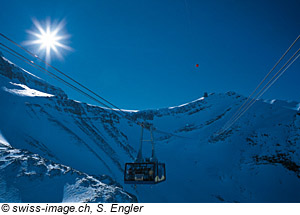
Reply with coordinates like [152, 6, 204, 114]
[124, 162, 166, 184]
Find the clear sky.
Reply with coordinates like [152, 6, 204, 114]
[0, 0, 300, 110]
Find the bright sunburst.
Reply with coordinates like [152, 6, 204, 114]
[25, 18, 72, 62]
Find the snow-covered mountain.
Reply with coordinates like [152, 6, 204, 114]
[0, 143, 136, 203]
[0, 53, 300, 202]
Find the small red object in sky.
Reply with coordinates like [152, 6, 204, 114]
[195, 64, 199, 67]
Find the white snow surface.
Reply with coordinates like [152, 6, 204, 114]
[3, 82, 54, 97]
[1, 54, 300, 203]
[0, 143, 136, 203]
[0, 131, 10, 147]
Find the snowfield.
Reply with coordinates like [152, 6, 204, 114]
[3, 82, 54, 97]
[0, 53, 300, 202]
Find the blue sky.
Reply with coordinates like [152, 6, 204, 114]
[0, 0, 299, 109]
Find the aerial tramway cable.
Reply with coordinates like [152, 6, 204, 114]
[1, 41, 169, 183]
[0, 43, 124, 118]
[219, 35, 300, 134]
[219, 44, 300, 135]
[0, 33, 190, 140]
[0, 33, 129, 119]
[218, 35, 300, 135]
[221, 49, 300, 133]
[221, 46, 300, 134]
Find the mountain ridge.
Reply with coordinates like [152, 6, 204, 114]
[1, 53, 300, 202]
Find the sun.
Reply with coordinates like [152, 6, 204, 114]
[25, 18, 72, 62]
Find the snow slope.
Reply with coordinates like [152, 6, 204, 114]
[0, 143, 136, 203]
[0, 53, 300, 202]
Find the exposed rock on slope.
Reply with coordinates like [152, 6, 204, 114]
[0, 144, 136, 203]
[1, 53, 300, 202]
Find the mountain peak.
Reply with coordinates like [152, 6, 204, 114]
[1, 53, 300, 203]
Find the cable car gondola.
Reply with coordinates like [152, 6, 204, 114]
[124, 124, 166, 184]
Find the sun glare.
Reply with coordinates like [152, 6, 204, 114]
[25, 18, 72, 62]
